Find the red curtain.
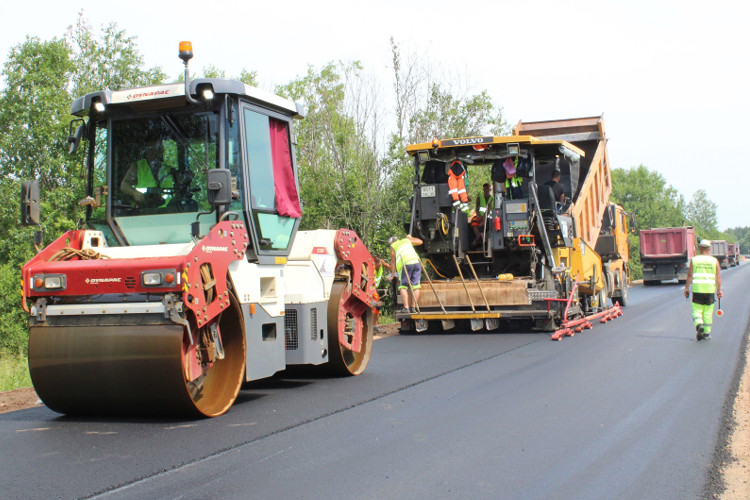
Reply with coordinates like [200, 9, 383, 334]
[269, 118, 301, 218]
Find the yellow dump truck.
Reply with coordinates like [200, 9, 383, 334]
[399, 115, 629, 333]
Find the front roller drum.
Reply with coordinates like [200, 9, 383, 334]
[28, 295, 246, 418]
[326, 281, 373, 375]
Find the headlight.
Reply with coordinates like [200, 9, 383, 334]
[32, 274, 66, 291]
[141, 269, 179, 288]
[142, 272, 162, 286]
[44, 276, 64, 289]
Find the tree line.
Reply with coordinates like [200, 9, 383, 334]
[0, 14, 743, 355]
[610, 167, 745, 279]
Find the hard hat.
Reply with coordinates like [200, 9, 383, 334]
[699, 239, 711, 248]
[388, 236, 398, 244]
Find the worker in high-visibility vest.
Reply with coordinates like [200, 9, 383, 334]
[472, 183, 493, 248]
[684, 239, 723, 340]
[447, 160, 470, 215]
[501, 157, 524, 200]
[371, 256, 387, 332]
[120, 144, 173, 207]
[475, 182, 493, 217]
[389, 234, 423, 314]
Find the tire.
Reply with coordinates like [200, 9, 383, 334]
[613, 284, 628, 307]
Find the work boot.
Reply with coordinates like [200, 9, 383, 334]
[409, 307, 417, 314]
[696, 324, 705, 341]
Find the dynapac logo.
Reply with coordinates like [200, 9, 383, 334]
[127, 90, 171, 100]
[202, 245, 229, 253]
[85, 277, 122, 284]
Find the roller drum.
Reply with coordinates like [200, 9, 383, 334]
[29, 295, 246, 418]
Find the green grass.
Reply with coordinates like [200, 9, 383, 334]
[0, 354, 32, 391]
[378, 312, 395, 325]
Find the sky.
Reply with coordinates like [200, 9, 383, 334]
[2, 0, 749, 229]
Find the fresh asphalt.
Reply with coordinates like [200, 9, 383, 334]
[1, 262, 748, 500]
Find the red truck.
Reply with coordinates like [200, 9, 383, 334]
[640, 227, 695, 285]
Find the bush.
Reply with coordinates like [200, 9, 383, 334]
[0, 353, 31, 391]
[0, 263, 29, 356]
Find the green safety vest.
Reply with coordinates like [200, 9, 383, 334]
[374, 265, 384, 288]
[691, 255, 717, 293]
[478, 191, 493, 214]
[505, 176, 521, 190]
[391, 239, 419, 274]
[136, 159, 173, 189]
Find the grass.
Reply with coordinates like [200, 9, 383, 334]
[0, 354, 32, 392]
[378, 312, 395, 325]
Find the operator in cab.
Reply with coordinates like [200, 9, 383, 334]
[119, 140, 173, 208]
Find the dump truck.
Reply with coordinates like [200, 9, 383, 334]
[20, 42, 377, 418]
[399, 116, 629, 335]
[709, 240, 729, 269]
[640, 226, 696, 285]
[727, 242, 739, 267]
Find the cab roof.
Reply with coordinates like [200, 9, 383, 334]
[70, 78, 305, 119]
[406, 134, 585, 160]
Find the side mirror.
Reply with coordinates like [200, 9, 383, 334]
[68, 120, 86, 155]
[207, 169, 232, 206]
[21, 180, 40, 226]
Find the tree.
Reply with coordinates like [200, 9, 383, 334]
[383, 39, 509, 253]
[611, 165, 685, 231]
[277, 62, 391, 252]
[0, 15, 165, 356]
[610, 165, 686, 279]
[684, 189, 720, 240]
[66, 12, 166, 99]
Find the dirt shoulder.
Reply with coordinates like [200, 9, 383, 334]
[0, 386, 39, 414]
[720, 337, 750, 499]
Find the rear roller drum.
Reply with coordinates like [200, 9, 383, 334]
[326, 281, 373, 376]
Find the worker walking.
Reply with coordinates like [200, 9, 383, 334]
[389, 234, 423, 313]
[684, 239, 723, 340]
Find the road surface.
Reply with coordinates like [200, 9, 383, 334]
[2, 263, 748, 499]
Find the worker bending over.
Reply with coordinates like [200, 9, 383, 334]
[389, 234, 423, 313]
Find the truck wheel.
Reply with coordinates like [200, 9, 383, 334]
[597, 289, 608, 311]
[613, 285, 628, 307]
[326, 282, 374, 376]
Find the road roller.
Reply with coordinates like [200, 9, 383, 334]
[19, 42, 377, 418]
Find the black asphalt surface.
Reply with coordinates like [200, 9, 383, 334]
[2, 262, 748, 500]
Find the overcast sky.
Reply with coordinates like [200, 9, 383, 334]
[2, 0, 748, 229]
